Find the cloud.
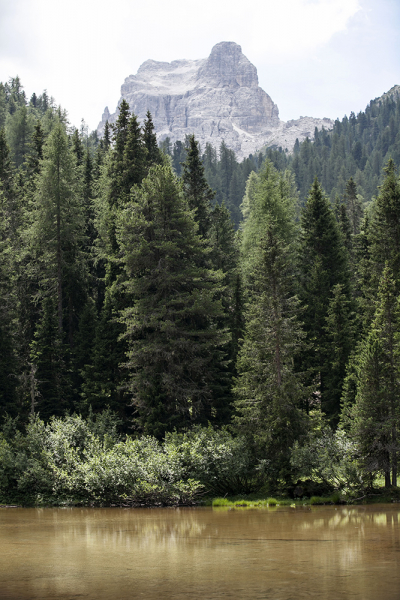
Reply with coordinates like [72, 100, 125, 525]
[0, 0, 396, 130]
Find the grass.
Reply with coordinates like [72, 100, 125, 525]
[211, 492, 345, 508]
[212, 496, 293, 508]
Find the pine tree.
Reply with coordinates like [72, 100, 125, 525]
[143, 110, 162, 166]
[344, 177, 363, 235]
[299, 177, 351, 419]
[89, 104, 149, 418]
[324, 283, 355, 422]
[29, 120, 87, 343]
[117, 164, 229, 437]
[350, 265, 400, 486]
[30, 297, 71, 420]
[6, 105, 34, 168]
[122, 112, 147, 197]
[370, 159, 400, 288]
[182, 135, 214, 238]
[234, 222, 306, 482]
[0, 185, 18, 417]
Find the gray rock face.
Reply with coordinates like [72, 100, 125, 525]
[97, 42, 333, 159]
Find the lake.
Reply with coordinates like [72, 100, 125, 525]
[0, 504, 399, 599]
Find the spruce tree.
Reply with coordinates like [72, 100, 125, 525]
[182, 135, 214, 238]
[89, 104, 149, 419]
[299, 177, 351, 419]
[234, 222, 306, 482]
[370, 159, 400, 289]
[29, 119, 88, 349]
[30, 297, 71, 420]
[344, 177, 363, 235]
[143, 110, 162, 166]
[0, 185, 18, 417]
[349, 265, 400, 486]
[122, 112, 147, 197]
[117, 164, 229, 437]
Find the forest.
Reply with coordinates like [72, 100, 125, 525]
[0, 76, 400, 506]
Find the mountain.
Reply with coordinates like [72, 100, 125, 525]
[264, 83, 400, 204]
[97, 42, 333, 159]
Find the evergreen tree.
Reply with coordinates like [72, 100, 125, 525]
[240, 161, 298, 284]
[29, 120, 87, 343]
[344, 177, 363, 235]
[208, 201, 242, 420]
[234, 222, 306, 482]
[24, 120, 45, 182]
[370, 159, 400, 289]
[298, 177, 351, 419]
[117, 164, 229, 437]
[143, 110, 162, 166]
[71, 128, 85, 166]
[324, 283, 355, 422]
[0, 83, 7, 129]
[0, 185, 18, 416]
[182, 134, 214, 238]
[30, 297, 71, 420]
[89, 104, 149, 419]
[6, 105, 34, 168]
[122, 112, 147, 196]
[80, 297, 127, 418]
[349, 265, 400, 486]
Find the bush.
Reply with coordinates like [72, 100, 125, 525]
[291, 425, 363, 492]
[164, 425, 256, 495]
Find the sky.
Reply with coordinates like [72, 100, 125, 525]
[0, 0, 399, 131]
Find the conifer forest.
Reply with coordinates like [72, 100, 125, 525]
[1, 77, 400, 505]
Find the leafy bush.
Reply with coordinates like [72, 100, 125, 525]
[164, 425, 256, 495]
[0, 416, 259, 505]
[291, 425, 363, 492]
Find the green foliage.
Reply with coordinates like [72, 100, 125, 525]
[234, 160, 306, 482]
[287, 95, 400, 204]
[28, 119, 87, 334]
[182, 134, 214, 238]
[0, 74, 399, 502]
[143, 111, 162, 166]
[298, 177, 352, 419]
[291, 424, 362, 491]
[0, 415, 257, 505]
[347, 265, 400, 486]
[118, 164, 229, 435]
[164, 426, 255, 495]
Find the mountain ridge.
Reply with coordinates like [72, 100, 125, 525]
[97, 42, 333, 159]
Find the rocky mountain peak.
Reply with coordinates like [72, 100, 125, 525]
[197, 42, 258, 89]
[98, 42, 333, 159]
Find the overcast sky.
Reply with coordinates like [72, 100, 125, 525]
[0, 0, 399, 131]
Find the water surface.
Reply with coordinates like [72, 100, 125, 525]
[1, 504, 399, 599]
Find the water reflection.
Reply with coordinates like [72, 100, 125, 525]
[0, 505, 399, 599]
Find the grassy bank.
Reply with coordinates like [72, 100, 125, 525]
[209, 487, 400, 508]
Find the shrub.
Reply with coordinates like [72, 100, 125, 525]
[291, 425, 362, 491]
[164, 425, 256, 495]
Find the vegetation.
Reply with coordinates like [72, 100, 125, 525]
[0, 76, 400, 506]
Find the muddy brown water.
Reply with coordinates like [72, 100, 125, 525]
[0, 504, 399, 599]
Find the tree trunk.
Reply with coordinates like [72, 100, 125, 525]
[385, 469, 391, 488]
